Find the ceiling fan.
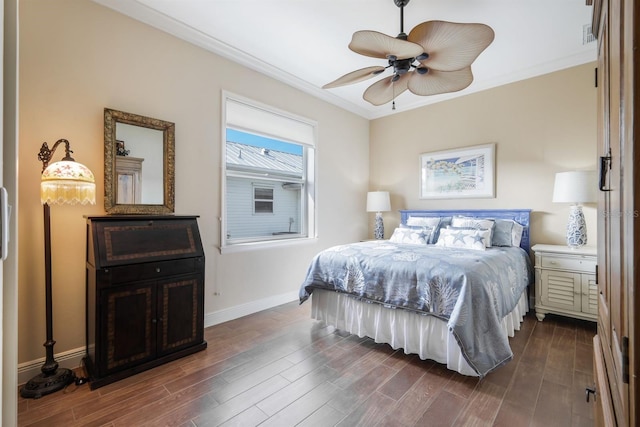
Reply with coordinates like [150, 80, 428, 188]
[323, 0, 495, 108]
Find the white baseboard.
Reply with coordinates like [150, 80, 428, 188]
[204, 291, 299, 328]
[18, 291, 300, 385]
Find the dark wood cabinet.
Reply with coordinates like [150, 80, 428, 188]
[83, 215, 207, 389]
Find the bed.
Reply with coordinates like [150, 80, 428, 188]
[299, 209, 534, 378]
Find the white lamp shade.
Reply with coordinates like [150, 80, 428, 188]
[366, 191, 390, 212]
[41, 160, 96, 205]
[552, 171, 597, 204]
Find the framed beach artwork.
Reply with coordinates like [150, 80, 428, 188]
[419, 143, 496, 199]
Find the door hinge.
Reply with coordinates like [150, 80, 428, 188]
[595, 264, 598, 285]
[599, 149, 612, 191]
[623, 336, 630, 383]
[595, 67, 598, 87]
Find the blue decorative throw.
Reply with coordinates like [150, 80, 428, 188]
[300, 241, 534, 377]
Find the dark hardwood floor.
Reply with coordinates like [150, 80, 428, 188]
[18, 300, 597, 426]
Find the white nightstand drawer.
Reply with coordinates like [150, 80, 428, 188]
[540, 256, 596, 273]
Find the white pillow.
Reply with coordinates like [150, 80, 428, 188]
[406, 216, 441, 227]
[450, 216, 495, 247]
[435, 227, 490, 250]
[511, 221, 524, 247]
[389, 227, 428, 245]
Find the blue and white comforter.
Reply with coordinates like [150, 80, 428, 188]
[299, 241, 534, 377]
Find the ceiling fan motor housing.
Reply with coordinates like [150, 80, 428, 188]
[393, 0, 410, 8]
[394, 58, 412, 74]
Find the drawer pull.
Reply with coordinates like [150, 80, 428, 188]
[156, 267, 161, 273]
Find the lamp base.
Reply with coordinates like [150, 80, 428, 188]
[374, 212, 384, 240]
[19, 367, 76, 399]
[566, 204, 588, 248]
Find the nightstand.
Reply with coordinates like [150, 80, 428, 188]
[532, 244, 597, 322]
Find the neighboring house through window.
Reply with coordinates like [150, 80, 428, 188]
[222, 92, 317, 251]
[253, 185, 274, 214]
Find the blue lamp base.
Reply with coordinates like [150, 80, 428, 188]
[566, 204, 587, 248]
[374, 212, 384, 240]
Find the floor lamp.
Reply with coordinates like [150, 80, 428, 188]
[20, 139, 95, 399]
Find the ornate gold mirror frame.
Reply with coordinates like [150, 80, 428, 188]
[104, 108, 175, 214]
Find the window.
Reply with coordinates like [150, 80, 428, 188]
[222, 93, 317, 250]
[253, 186, 274, 214]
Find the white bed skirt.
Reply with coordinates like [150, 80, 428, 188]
[310, 289, 529, 376]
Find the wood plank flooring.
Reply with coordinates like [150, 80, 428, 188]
[17, 301, 597, 426]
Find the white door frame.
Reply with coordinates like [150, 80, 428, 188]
[2, 0, 19, 425]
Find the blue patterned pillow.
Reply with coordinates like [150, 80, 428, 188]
[400, 224, 436, 244]
[406, 216, 451, 243]
[389, 227, 428, 245]
[450, 217, 496, 247]
[435, 227, 490, 250]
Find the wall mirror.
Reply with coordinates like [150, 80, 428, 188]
[104, 108, 175, 214]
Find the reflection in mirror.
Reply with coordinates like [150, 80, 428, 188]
[104, 108, 175, 214]
[115, 124, 163, 204]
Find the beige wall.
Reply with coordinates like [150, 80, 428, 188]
[18, 0, 596, 369]
[18, 0, 369, 365]
[369, 63, 597, 246]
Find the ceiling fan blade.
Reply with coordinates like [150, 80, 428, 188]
[349, 30, 424, 60]
[408, 21, 494, 71]
[322, 66, 386, 89]
[407, 67, 474, 96]
[363, 74, 409, 106]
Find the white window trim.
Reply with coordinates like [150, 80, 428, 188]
[220, 91, 318, 254]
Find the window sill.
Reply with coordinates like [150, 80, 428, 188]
[220, 236, 318, 254]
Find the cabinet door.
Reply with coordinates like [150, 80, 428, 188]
[595, 0, 635, 424]
[540, 270, 581, 313]
[157, 275, 204, 356]
[100, 283, 156, 376]
[582, 274, 598, 316]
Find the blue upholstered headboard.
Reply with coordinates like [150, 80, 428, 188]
[399, 209, 532, 253]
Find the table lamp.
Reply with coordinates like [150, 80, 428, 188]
[552, 171, 596, 248]
[366, 191, 391, 239]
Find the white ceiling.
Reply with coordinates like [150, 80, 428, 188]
[94, 0, 597, 119]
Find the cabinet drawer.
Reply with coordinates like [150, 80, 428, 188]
[540, 256, 596, 273]
[100, 257, 202, 286]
